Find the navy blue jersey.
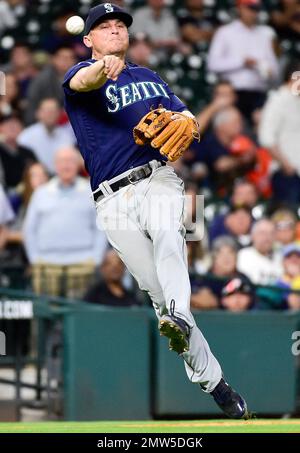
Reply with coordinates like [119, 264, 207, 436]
[63, 59, 187, 191]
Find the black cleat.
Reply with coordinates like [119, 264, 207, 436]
[159, 299, 190, 354]
[159, 313, 190, 355]
[159, 315, 190, 354]
[210, 378, 250, 420]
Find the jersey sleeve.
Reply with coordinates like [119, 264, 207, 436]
[62, 61, 95, 96]
[154, 72, 187, 112]
[166, 86, 188, 112]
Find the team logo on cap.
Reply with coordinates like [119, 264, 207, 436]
[104, 3, 114, 13]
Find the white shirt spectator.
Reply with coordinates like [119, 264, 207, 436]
[208, 20, 279, 91]
[131, 6, 179, 43]
[0, 183, 14, 224]
[258, 85, 300, 175]
[17, 122, 76, 174]
[237, 246, 282, 285]
[23, 177, 107, 265]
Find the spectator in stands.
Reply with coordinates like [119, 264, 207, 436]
[258, 59, 300, 204]
[271, 0, 300, 50]
[1, 44, 38, 102]
[0, 72, 20, 117]
[23, 147, 108, 298]
[127, 33, 155, 67]
[209, 205, 252, 247]
[195, 104, 273, 197]
[0, 183, 14, 252]
[231, 179, 259, 209]
[237, 219, 283, 285]
[9, 162, 49, 240]
[229, 134, 273, 198]
[221, 276, 255, 311]
[0, 0, 17, 36]
[84, 249, 140, 307]
[187, 239, 210, 276]
[41, 7, 87, 57]
[18, 98, 76, 174]
[205, 178, 259, 226]
[191, 236, 247, 310]
[195, 107, 256, 192]
[276, 243, 300, 310]
[0, 161, 48, 270]
[16, 162, 48, 210]
[207, 0, 279, 120]
[203, 179, 260, 246]
[131, 0, 180, 51]
[196, 106, 242, 176]
[196, 80, 237, 133]
[271, 208, 298, 249]
[25, 45, 77, 124]
[177, 0, 215, 50]
[0, 114, 36, 189]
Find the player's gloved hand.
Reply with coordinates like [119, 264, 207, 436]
[133, 108, 200, 162]
[102, 55, 125, 81]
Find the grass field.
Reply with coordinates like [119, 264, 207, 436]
[0, 419, 300, 433]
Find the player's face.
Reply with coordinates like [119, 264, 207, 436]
[85, 19, 129, 58]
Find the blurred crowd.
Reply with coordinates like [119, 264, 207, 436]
[1, 0, 300, 312]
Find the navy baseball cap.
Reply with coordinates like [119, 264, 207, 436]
[84, 3, 133, 34]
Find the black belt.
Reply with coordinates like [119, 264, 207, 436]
[93, 161, 166, 202]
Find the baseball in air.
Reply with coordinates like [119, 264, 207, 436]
[66, 16, 85, 35]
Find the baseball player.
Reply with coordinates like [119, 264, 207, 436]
[63, 3, 250, 419]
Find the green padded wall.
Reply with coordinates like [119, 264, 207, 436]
[61, 306, 300, 420]
[154, 311, 300, 416]
[63, 306, 151, 420]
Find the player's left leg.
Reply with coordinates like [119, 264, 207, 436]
[139, 165, 221, 384]
[138, 164, 249, 418]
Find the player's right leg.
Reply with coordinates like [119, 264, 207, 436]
[95, 185, 167, 318]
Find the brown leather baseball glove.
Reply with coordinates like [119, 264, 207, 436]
[133, 107, 200, 162]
